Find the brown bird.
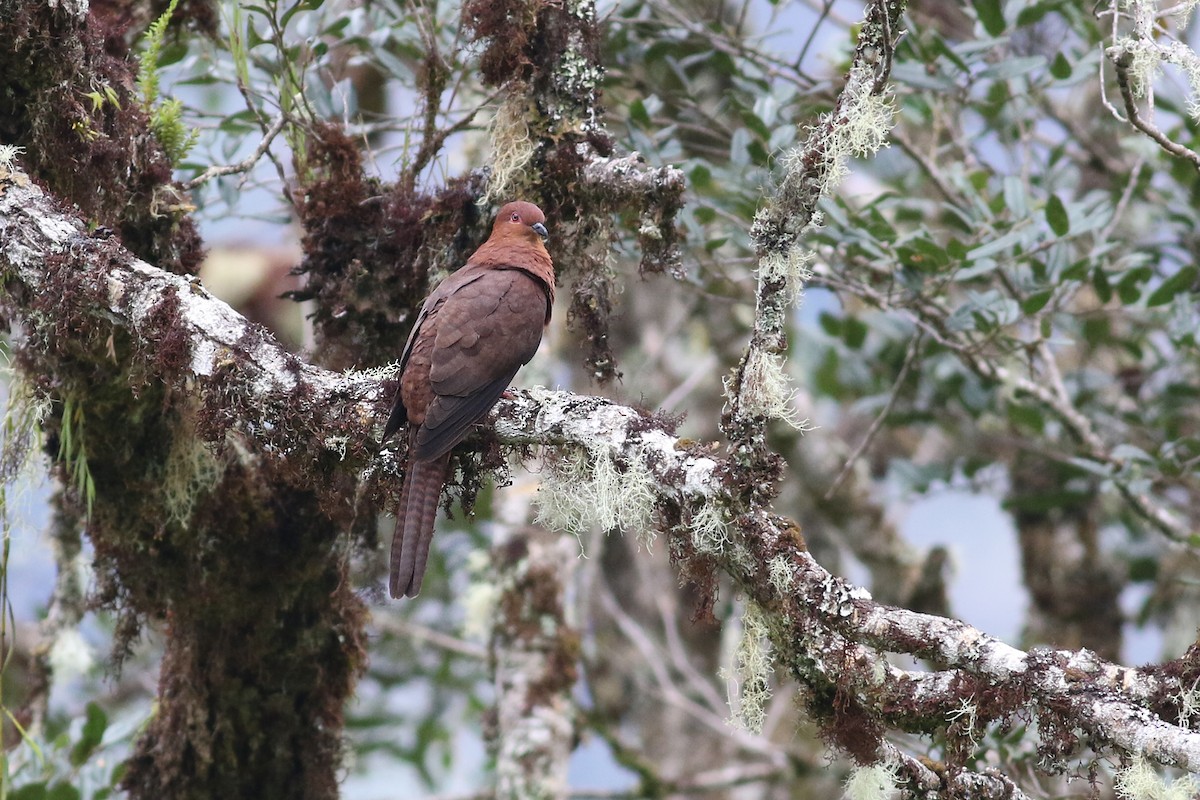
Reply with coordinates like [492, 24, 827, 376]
[383, 201, 555, 598]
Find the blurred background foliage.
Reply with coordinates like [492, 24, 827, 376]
[6, 0, 1200, 796]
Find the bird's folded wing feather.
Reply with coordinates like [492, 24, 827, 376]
[382, 270, 488, 443]
[412, 269, 549, 460]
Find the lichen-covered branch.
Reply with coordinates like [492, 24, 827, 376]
[724, 0, 903, 461]
[489, 529, 579, 800]
[7, 160, 1200, 792]
[1105, 0, 1200, 173]
[0, 166, 387, 502]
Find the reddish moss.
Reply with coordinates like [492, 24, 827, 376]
[666, 515, 721, 625]
[140, 292, 191, 375]
[292, 121, 487, 370]
[121, 462, 367, 800]
[462, 0, 542, 86]
[0, 2, 203, 273]
[814, 688, 884, 765]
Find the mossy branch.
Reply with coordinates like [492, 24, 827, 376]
[5, 166, 1200, 790]
[724, 0, 902, 456]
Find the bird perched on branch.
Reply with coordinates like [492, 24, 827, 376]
[382, 201, 555, 598]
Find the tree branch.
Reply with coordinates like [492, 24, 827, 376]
[5, 162, 1200, 789]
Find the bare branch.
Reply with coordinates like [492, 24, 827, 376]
[181, 114, 288, 191]
[824, 330, 923, 501]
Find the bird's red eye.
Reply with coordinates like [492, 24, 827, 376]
[510, 212, 520, 222]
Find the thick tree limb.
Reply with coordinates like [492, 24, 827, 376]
[4, 165, 1200, 791]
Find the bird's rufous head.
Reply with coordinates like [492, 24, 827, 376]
[493, 201, 549, 244]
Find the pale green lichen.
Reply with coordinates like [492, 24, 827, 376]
[690, 500, 733, 556]
[485, 92, 538, 203]
[1177, 0, 1200, 27]
[553, 32, 603, 121]
[841, 89, 895, 159]
[0, 145, 24, 171]
[323, 435, 349, 460]
[778, 80, 894, 196]
[47, 626, 95, 680]
[1176, 676, 1200, 726]
[732, 348, 810, 430]
[1112, 0, 1200, 120]
[1118, 37, 1163, 99]
[843, 762, 900, 800]
[462, 550, 501, 639]
[1114, 754, 1200, 800]
[945, 697, 980, 748]
[767, 555, 795, 595]
[344, 362, 400, 382]
[0, 373, 51, 531]
[534, 444, 656, 545]
[757, 243, 816, 307]
[721, 601, 774, 733]
[163, 428, 225, 529]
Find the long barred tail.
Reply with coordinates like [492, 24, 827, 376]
[390, 452, 451, 598]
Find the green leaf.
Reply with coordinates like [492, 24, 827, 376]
[1092, 267, 1112, 303]
[978, 56, 1046, 81]
[1002, 176, 1028, 218]
[1116, 267, 1150, 305]
[629, 98, 650, 127]
[973, 0, 1006, 36]
[1021, 289, 1052, 314]
[729, 128, 752, 167]
[1111, 444, 1153, 463]
[863, 207, 897, 240]
[1061, 258, 1089, 281]
[47, 784, 81, 800]
[70, 702, 108, 767]
[1117, 281, 1141, 305]
[932, 36, 969, 73]
[1050, 52, 1072, 79]
[818, 312, 842, 337]
[1045, 194, 1069, 236]
[955, 258, 1000, 281]
[1147, 265, 1198, 307]
[1016, 2, 1052, 27]
[843, 317, 868, 349]
[1006, 403, 1045, 433]
[1067, 457, 1113, 477]
[965, 224, 1036, 262]
[1128, 555, 1159, 582]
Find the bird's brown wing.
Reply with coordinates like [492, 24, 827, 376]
[382, 270, 489, 443]
[412, 268, 549, 461]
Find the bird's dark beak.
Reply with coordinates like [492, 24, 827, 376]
[531, 222, 549, 242]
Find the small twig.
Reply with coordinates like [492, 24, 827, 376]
[1099, 156, 1145, 244]
[593, 577, 786, 760]
[403, 96, 498, 185]
[824, 330, 923, 501]
[182, 114, 287, 191]
[794, 0, 835, 71]
[234, 82, 294, 205]
[374, 614, 487, 660]
[891, 127, 963, 206]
